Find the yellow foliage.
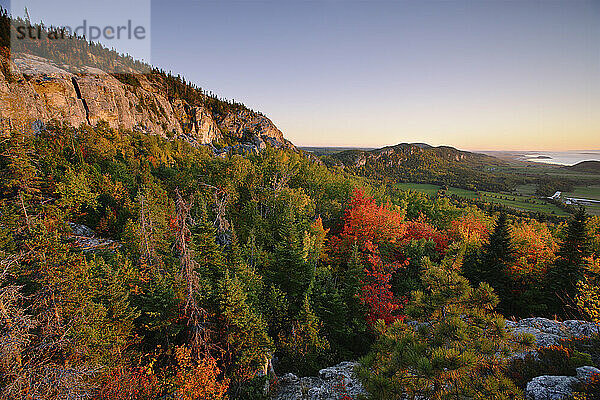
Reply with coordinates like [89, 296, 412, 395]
[174, 346, 229, 400]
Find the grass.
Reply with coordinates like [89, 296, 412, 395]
[563, 185, 600, 201]
[585, 205, 600, 216]
[396, 183, 441, 196]
[478, 192, 569, 216]
[396, 182, 569, 216]
[515, 184, 537, 196]
[446, 187, 479, 199]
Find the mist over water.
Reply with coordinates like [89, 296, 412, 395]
[523, 151, 600, 166]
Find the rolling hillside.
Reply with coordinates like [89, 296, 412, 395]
[321, 143, 515, 191]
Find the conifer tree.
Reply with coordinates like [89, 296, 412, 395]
[463, 212, 515, 313]
[548, 208, 591, 317]
[272, 215, 312, 312]
[278, 293, 330, 375]
[357, 261, 532, 400]
[217, 271, 273, 383]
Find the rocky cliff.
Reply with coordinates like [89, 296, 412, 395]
[0, 54, 292, 149]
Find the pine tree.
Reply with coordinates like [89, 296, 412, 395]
[357, 261, 533, 400]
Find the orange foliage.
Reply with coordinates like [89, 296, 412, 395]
[360, 241, 407, 325]
[403, 219, 449, 253]
[98, 367, 160, 400]
[510, 221, 558, 276]
[330, 189, 409, 326]
[448, 214, 490, 245]
[340, 188, 406, 246]
[174, 346, 229, 400]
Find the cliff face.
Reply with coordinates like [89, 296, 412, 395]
[0, 54, 291, 148]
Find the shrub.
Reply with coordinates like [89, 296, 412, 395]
[507, 345, 593, 388]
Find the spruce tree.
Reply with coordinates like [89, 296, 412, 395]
[547, 207, 591, 317]
[464, 212, 515, 313]
[217, 271, 273, 382]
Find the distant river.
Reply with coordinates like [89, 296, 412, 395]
[523, 151, 600, 166]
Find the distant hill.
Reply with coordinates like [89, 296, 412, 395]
[320, 143, 515, 191]
[563, 161, 600, 174]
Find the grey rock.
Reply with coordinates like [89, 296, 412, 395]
[271, 362, 365, 400]
[1, 54, 292, 150]
[506, 318, 598, 348]
[576, 365, 600, 382]
[68, 222, 95, 237]
[526, 375, 579, 400]
[271, 319, 598, 400]
[67, 222, 120, 253]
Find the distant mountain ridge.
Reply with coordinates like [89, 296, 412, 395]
[563, 161, 600, 174]
[321, 142, 512, 191]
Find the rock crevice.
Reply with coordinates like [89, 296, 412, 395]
[0, 54, 291, 150]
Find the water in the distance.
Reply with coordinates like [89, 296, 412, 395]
[523, 151, 600, 166]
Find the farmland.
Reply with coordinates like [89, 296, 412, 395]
[396, 182, 570, 216]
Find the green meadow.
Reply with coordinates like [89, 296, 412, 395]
[396, 183, 569, 216]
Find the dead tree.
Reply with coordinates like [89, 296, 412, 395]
[137, 193, 157, 268]
[173, 189, 210, 356]
[199, 183, 231, 247]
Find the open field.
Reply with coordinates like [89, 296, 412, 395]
[563, 185, 600, 201]
[515, 184, 537, 196]
[396, 183, 570, 216]
[396, 184, 480, 199]
[478, 192, 569, 216]
[396, 183, 441, 196]
[585, 205, 600, 216]
[446, 187, 479, 199]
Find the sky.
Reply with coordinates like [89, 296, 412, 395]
[4, 0, 600, 150]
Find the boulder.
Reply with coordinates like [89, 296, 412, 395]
[506, 318, 599, 347]
[67, 222, 120, 253]
[576, 365, 600, 381]
[526, 375, 580, 400]
[271, 362, 365, 400]
[525, 367, 600, 400]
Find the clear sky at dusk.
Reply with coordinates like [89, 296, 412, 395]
[4, 0, 600, 150]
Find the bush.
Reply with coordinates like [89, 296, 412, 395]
[571, 373, 600, 400]
[507, 345, 593, 388]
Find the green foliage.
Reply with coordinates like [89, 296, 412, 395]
[218, 270, 273, 380]
[507, 345, 592, 388]
[0, 116, 595, 398]
[56, 166, 100, 213]
[357, 261, 532, 400]
[547, 208, 592, 317]
[463, 213, 519, 315]
[277, 294, 331, 376]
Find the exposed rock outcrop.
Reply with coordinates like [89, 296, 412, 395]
[67, 222, 120, 253]
[270, 319, 599, 400]
[506, 318, 599, 348]
[525, 366, 600, 400]
[271, 362, 365, 400]
[0, 54, 291, 150]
